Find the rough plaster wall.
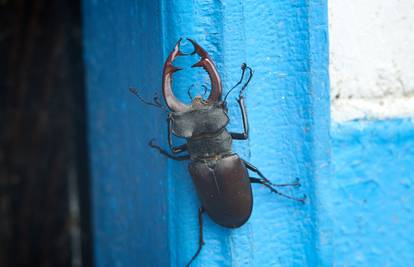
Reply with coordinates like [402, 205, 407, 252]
[330, 119, 414, 266]
[328, 1, 414, 266]
[329, 0, 414, 122]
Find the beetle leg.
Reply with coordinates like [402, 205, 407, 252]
[272, 177, 301, 187]
[250, 178, 306, 204]
[186, 207, 205, 267]
[227, 64, 254, 140]
[230, 96, 249, 140]
[243, 160, 275, 185]
[149, 139, 190, 161]
[242, 159, 300, 187]
[169, 143, 187, 154]
[168, 117, 188, 154]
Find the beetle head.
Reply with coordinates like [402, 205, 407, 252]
[191, 95, 207, 109]
[162, 38, 222, 112]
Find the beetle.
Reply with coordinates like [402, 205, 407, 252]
[130, 38, 305, 267]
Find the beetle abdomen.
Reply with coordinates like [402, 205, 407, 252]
[188, 154, 253, 228]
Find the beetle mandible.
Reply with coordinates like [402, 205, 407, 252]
[130, 38, 305, 267]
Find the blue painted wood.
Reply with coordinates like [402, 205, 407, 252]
[163, 1, 330, 266]
[330, 119, 414, 266]
[83, 0, 330, 266]
[82, 1, 170, 266]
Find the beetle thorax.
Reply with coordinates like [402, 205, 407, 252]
[170, 104, 228, 138]
[170, 104, 233, 159]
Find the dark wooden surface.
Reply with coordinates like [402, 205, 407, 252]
[0, 0, 91, 266]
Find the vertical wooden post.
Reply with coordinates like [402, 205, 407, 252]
[83, 0, 330, 266]
[83, 1, 169, 266]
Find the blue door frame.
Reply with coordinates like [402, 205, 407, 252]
[83, 0, 330, 266]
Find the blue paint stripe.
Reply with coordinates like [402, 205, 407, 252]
[330, 119, 414, 266]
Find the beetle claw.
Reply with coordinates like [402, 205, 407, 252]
[162, 38, 190, 112]
[300, 195, 307, 204]
[164, 39, 185, 74]
[191, 60, 205, 68]
[162, 38, 223, 111]
[186, 38, 222, 102]
[164, 64, 183, 74]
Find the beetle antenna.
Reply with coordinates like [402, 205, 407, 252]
[238, 65, 254, 98]
[224, 63, 254, 102]
[188, 84, 209, 100]
[187, 84, 195, 101]
[201, 84, 208, 98]
[129, 87, 168, 113]
[224, 63, 246, 102]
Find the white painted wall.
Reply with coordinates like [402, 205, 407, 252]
[329, 0, 414, 122]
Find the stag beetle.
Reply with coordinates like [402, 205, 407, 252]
[130, 38, 305, 267]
